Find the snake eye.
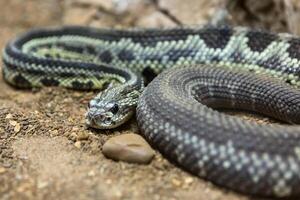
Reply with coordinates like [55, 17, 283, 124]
[106, 117, 112, 122]
[109, 104, 119, 114]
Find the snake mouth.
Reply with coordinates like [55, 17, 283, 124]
[85, 111, 116, 129]
[86, 117, 115, 129]
[85, 108, 134, 129]
[87, 120, 118, 129]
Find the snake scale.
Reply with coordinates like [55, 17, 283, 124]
[3, 25, 300, 197]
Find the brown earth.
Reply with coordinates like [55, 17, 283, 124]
[0, 0, 298, 200]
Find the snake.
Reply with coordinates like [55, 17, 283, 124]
[3, 25, 300, 198]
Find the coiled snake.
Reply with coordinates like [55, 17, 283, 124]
[3, 26, 300, 197]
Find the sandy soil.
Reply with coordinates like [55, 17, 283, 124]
[0, 0, 293, 199]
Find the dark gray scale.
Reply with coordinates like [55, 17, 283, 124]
[287, 38, 300, 68]
[142, 66, 157, 84]
[59, 27, 123, 42]
[3, 61, 49, 77]
[165, 49, 195, 62]
[2, 60, 17, 71]
[40, 77, 60, 86]
[84, 45, 97, 55]
[97, 50, 113, 64]
[31, 44, 52, 53]
[12, 74, 31, 88]
[130, 28, 194, 47]
[42, 52, 54, 59]
[230, 52, 244, 63]
[142, 54, 163, 63]
[55, 42, 87, 54]
[129, 27, 233, 47]
[258, 56, 282, 70]
[210, 56, 222, 62]
[245, 30, 278, 52]
[117, 49, 135, 62]
[198, 26, 233, 49]
[54, 42, 98, 59]
[71, 80, 94, 90]
[59, 72, 77, 78]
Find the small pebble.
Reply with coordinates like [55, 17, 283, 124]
[69, 132, 78, 141]
[72, 127, 79, 132]
[74, 141, 81, 149]
[102, 133, 155, 164]
[9, 120, 17, 126]
[87, 170, 95, 177]
[5, 114, 13, 119]
[37, 181, 49, 189]
[0, 167, 6, 174]
[184, 177, 193, 185]
[172, 178, 182, 187]
[77, 132, 89, 140]
[8, 120, 21, 133]
[14, 123, 21, 133]
[50, 130, 59, 136]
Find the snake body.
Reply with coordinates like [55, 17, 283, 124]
[3, 26, 300, 197]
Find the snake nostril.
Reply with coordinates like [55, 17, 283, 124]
[96, 114, 104, 120]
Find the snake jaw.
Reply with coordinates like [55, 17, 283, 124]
[86, 106, 116, 129]
[85, 108, 133, 129]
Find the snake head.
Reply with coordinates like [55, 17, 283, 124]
[85, 85, 140, 129]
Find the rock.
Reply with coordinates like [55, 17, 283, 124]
[0, 167, 6, 174]
[71, 127, 79, 132]
[74, 141, 82, 149]
[5, 113, 13, 119]
[89, 13, 119, 28]
[14, 123, 21, 133]
[68, 132, 78, 141]
[171, 178, 182, 187]
[136, 10, 177, 28]
[72, 0, 114, 10]
[9, 120, 21, 133]
[77, 132, 89, 140]
[37, 181, 49, 189]
[102, 133, 155, 164]
[87, 170, 95, 177]
[63, 6, 97, 25]
[158, 0, 223, 25]
[9, 120, 17, 126]
[108, 0, 150, 14]
[49, 130, 59, 137]
[184, 177, 193, 185]
[182, 177, 194, 189]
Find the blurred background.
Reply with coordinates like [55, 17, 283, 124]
[0, 0, 299, 200]
[2, 0, 300, 49]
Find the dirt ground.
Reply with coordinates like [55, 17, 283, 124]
[0, 0, 299, 200]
